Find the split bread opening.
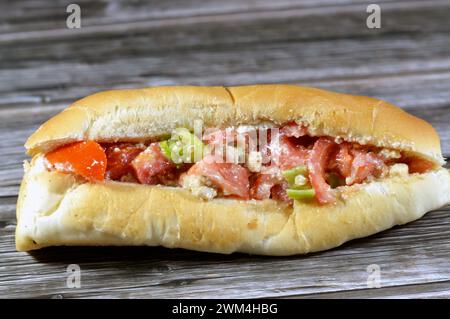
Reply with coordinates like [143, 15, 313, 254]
[16, 85, 450, 255]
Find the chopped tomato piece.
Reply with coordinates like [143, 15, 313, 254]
[46, 141, 107, 182]
[250, 172, 279, 200]
[250, 167, 292, 202]
[105, 143, 145, 180]
[346, 150, 385, 185]
[131, 143, 175, 185]
[188, 155, 250, 199]
[277, 136, 310, 170]
[329, 142, 353, 178]
[406, 157, 435, 174]
[307, 138, 336, 204]
[271, 181, 292, 204]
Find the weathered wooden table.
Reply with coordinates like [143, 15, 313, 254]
[1, 0, 449, 298]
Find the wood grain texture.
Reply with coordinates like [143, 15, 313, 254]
[0, 0, 449, 299]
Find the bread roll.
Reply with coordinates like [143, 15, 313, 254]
[16, 85, 450, 255]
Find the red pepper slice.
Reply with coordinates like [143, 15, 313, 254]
[46, 141, 107, 182]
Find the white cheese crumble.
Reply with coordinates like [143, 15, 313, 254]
[247, 151, 263, 173]
[334, 136, 344, 144]
[379, 149, 401, 159]
[181, 175, 217, 200]
[294, 174, 307, 186]
[389, 163, 409, 176]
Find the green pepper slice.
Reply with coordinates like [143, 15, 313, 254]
[158, 140, 172, 159]
[169, 128, 206, 163]
[286, 188, 316, 200]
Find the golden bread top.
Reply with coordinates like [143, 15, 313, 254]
[25, 85, 444, 164]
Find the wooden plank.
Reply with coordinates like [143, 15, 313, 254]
[286, 281, 450, 299]
[1, 35, 450, 107]
[0, 0, 381, 26]
[1, 0, 446, 36]
[2, 3, 450, 60]
[0, 1, 449, 114]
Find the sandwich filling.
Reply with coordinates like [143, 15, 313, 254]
[44, 122, 436, 205]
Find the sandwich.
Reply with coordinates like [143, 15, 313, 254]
[16, 85, 450, 255]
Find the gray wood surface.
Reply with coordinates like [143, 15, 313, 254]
[0, 0, 449, 299]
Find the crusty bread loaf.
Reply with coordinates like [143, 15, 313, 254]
[15, 156, 450, 254]
[17, 85, 450, 255]
[25, 85, 444, 164]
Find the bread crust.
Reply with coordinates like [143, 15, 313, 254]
[16, 156, 450, 255]
[25, 85, 444, 164]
